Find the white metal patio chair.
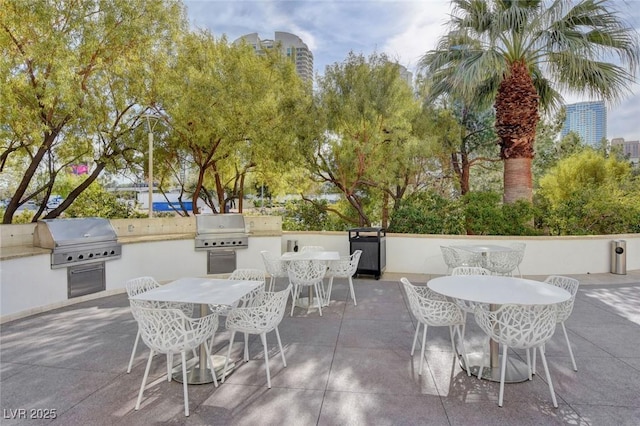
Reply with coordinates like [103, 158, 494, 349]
[261, 251, 288, 292]
[324, 250, 362, 306]
[401, 278, 470, 377]
[483, 249, 522, 277]
[450, 266, 491, 333]
[288, 259, 327, 316]
[475, 303, 559, 408]
[533, 276, 580, 372]
[440, 246, 481, 273]
[132, 304, 219, 416]
[125, 276, 194, 374]
[221, 285, 292, 388]
[509, 242, 526, 276]
[208, 268, 266, 352]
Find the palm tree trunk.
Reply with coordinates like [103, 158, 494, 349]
[503, 157, 533, 203]
[494, 61, 539, 204]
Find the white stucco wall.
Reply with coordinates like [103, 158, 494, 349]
[1, 224, 637, 322]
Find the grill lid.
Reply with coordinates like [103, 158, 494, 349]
[34, 218, 118, 249]
[195, 214, 249, 250]
[33, 218, 122, 268]
[195, 214, 247, 235]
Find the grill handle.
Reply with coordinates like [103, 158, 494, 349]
[70, 265, 105, 274]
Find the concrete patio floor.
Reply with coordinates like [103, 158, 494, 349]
[1, 270, 639, 425]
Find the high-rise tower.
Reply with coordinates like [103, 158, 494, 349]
[560, 101, 607, 146]
[233, 31, 314, 82]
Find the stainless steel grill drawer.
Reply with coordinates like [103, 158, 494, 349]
[207, 250, 236, 274]
[67, 262, 106, 298]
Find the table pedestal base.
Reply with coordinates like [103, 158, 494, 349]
[460, 352, 530, 383]
[172, 355, 235, 384]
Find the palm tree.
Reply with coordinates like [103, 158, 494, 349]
[420, 0, 639, 203]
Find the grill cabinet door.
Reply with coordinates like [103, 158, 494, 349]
[207, 250, 237, 274]
[67, 262, 106, 298]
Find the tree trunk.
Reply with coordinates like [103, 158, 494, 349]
[503, 157, 533, 203]
[494, 60, 538, 204]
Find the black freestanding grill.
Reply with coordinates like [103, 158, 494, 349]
[33, 218, 122, 298]
[349, 227, 386, 279]
[194, 214, 249, 274]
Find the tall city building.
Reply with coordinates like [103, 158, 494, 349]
[561, 100, 607, 146]
[233, 31, 314, 82]
[611, 137, 640, 165]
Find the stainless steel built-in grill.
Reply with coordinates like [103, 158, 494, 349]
[195, 214, 249, 250]
[33, 218, 122, 269]
[34, 218, 122, 298]
[195, 214, 248, 274]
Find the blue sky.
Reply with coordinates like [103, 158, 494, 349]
[184, 0, 640, 141]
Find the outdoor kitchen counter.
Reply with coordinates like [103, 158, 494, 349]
[0, 245, 50, 261]
[0, 232, 281, 261]
[117, 233, 194, 244]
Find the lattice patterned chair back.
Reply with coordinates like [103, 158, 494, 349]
[474, 303, 559, 407]
[483, 250, 522, 276]
[541, 275, 580, 371]
[209, 269, 266, 317]
[222, 285, 292, 388]
[325, 250, 362, 306]
[287, 259, 327, 316]
[451, 266, 491, 277]
[401, 278, 469, 376]
[261, 251, 288, 291]
[544, 276, 579, 322]
[126, 276, 159, 297]
[131, 303, 219, 416]
[125, 277, 193, 374]
[449, 266, 491, 314]
[440, 246, 481, 273]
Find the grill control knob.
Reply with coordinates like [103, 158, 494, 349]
[78, 254, 84, 259]
[89, 253, 94, 258]
[103, 251, 108, 256]
[67, 256, 73, 261]
[110, 250, 115, 255]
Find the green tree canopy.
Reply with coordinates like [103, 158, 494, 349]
[420, 0, 640, 205]
[0, 0, 187, 223]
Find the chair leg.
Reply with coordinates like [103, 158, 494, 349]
[135, 349, 155, 410]
[260, 332, 271, 388]
[498, 344, 508, 407]
[221, 331, 236, 384]
[532, 347, 537, 375]
[325, 276, 334, 306]
[314, 283, 323, 316]
[244, 332, 250, 361]
[348, 276, 357, 306]
[455, 325, 471, 377]
[561, 322, 577, 371]
[275, 326, 287, 367]
[448, 325, 456, 353]
[539, 345, 558, 408]
[127, 330, 141, 373]
[181, 351, 189, 416]
[419, 324, 428, 376]
[290, 285, 299, 316]
[167, 353, 173, 382]
[268, 276, 275, 292]
[477, 340, 488, 380]
[526, 349, 532, 380]
[204, 339, 218, 387]
[411, 322, 421, 356]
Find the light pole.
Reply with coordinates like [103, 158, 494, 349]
[142, 114, 158, 218]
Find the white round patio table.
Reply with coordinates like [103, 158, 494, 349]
[427, 275, 570, 383]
